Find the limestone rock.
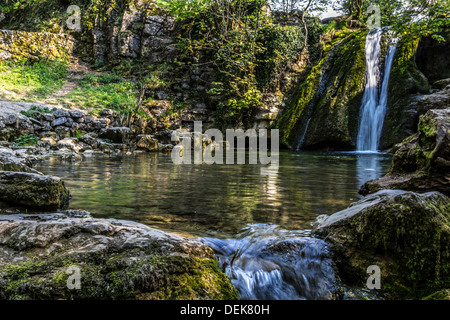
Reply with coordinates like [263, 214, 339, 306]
[136, 135, 159, 151]
[0, 171, 70, 209]
[0, 213, 238, 300]
[0, 147, 40, 173]
[99, 127, 132, 144]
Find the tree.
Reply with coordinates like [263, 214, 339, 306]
[331, 0, 450, 40]
[269, 0, 329, 47]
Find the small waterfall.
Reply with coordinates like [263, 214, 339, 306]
[295, 39, 342, 151]
[356, 29, 397, 152]
[295, 118, 311, 151]
[202, 224, 337, 300]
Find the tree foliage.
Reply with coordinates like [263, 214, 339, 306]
[332, 0, 450, 40]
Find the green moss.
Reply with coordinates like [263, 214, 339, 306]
[332, 193, 450, 299]
[0, 245, 238, 300]
[381, 36, 430, 149]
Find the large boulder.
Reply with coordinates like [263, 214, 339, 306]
[0, 213, 239, 300]
[360, 108, 450, 196]
[0, 147, 40, 173]
[313, 190, 450, 299]
[0, 171, 70, 209]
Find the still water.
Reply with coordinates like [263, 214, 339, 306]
[34, 151, 391, 238]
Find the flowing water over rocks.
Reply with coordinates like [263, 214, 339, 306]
[203, 224, 338, 300]
[357, 29, 398, 151]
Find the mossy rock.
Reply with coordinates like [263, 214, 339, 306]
[422, 289, 450, 300]
[0, 30, 73, 62]
[277, 29, 367, 150]
[380, 35, 430, 149]
[0, 171, 70, 209]
[0, 213, 239, 300]
[313, 190, 450, 299]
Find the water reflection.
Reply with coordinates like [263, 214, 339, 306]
[354, 151, 391, 188]
[33, 151, 391, 238]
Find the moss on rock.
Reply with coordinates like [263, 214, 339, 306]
[0, 30, 73, 62]
[380, 36, 430, 149]
[361, 108, 450, 196]
[0, 171, 70, 209]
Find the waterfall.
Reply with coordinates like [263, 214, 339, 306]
[356, 29, 397, 152]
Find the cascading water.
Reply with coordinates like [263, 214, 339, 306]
[202, 224, 337, 300]
[356, 29, 398, 152]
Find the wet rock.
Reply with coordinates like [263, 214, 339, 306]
[381, 85, 450, 149]
[79, 132, 99, 149]
[0, 213, 238, 300]
[56, 138, 81, 153]
[313, 190, 450, 299]
[36, 137, 57, 151]
[0, 171, 70, 209]
[361, 108, 450, 196]
[432, 78, 450, 90]
[153, 130, 175, 144]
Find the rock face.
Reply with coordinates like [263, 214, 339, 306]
[0, 213, 239, 300]
[278, 29, 448, 151]
[313, 190, 450, 299]
[361, 108, 450, 196]
[0, 171, 70, 209]
[136, 135, 159, 151]
[99, 127, 132, 144]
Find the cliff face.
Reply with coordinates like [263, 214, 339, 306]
[277, 27, 450, 151]
[277, 29, 368, 150]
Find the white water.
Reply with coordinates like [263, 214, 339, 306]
[356, 29, 397, 152]
[202, 224, 337, 300]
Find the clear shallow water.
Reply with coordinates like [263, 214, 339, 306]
[33, 151, 392, 238]
[33, 150, 391, 299]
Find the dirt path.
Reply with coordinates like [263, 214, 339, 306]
[0, 58, 100, 115]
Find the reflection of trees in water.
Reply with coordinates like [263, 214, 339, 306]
[34, 152, 391, 237]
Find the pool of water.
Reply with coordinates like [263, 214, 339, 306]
[33, 151, 392, 238]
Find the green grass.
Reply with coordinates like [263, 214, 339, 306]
[0, 59, 68, 98]
[13, 134, 39, 147]
[0, 59, 148, 118]
[63, 74, 138, 114]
